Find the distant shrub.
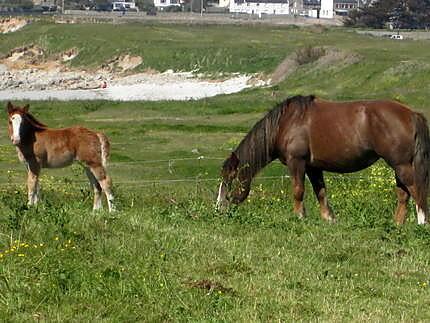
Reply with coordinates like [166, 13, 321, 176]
[163, 5, 182, 12]
[295, 46, 326, 66]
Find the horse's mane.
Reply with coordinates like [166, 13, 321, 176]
[24, 112, 47, 130]
[232, 94, 315, 178]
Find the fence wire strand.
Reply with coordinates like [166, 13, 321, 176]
[0, 155, 393, 188]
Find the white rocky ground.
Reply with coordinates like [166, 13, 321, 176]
[0, 68, 262, 101]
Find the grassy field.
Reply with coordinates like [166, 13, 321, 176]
[1, 22, 430, 321]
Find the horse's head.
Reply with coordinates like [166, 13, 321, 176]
[216, 152, 251, 210]
[6, 101, 29, 146]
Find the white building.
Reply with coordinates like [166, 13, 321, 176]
[112, 0, 139, 11]
[302, 0, 320, 18]
[290, 0, 303, 15]
[230, 0, 289, 15]
[153, 0, 181, 9]
[320, 0, 333, 18]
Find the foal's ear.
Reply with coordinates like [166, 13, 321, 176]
[23, 104, 29, 113]
[6, 101, 13, 113]
[230, 152, 240, 169]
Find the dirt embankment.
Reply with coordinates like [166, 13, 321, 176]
[0, 45, 264, 101]
[0, 35, 362, 101]
[270, 46, 361, 85]
[0, 45, 145, 90]
[0, 43, 360, 92]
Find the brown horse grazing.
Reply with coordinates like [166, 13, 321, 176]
[6, 102, 115, 212]
[217, 95, 430, 225]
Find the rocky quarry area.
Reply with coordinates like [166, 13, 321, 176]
[0, 45, 147, 91]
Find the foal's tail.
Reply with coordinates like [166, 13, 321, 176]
[97, 132, 110, 169]
[413, 112, 430, 208]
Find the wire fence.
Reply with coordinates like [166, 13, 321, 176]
[0, 154, 394, 189]
[109, 156, 225, 165]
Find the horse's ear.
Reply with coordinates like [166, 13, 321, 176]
[6, 101, 13, 113]
[230, 152, 240, 169]
[23, 104, 29, 113]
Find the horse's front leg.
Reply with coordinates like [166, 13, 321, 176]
[288, 159, 306, 219]
[27, 170, 40, 206]
[306, 166, 335, 223]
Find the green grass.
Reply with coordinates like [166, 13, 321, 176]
[1, 22, 430, 321]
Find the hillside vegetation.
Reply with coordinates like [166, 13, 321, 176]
[1, 22, 430, 321]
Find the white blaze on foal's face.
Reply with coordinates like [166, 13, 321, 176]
[10, 113, 23, 145]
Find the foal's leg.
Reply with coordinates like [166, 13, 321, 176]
[85, 167, 103, 211]
[89, 165, 115, 212]
[395, 164, 428, 225]
[27, 168, 40, 206]
[288, 159, 306, 218]
[306, 167, 335, 222]
[394, 176, 410, 225]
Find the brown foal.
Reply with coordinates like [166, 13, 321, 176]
[6, 102, 115, 212]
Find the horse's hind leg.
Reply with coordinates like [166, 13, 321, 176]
[85, 167, 103, 211]
[100, 175, 115, 212]
[394, 176, 410, 225]
[395, 164, 428, 224]
[306, 167, 335, 223]
[89, 165, 115, 212]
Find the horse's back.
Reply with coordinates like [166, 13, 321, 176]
[305, 99, 417, 171]
[38, 126, 106, 167]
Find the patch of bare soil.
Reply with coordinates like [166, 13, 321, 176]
[184, 279, 235, 295]
[61, 48, 79, 62]
[270, 55, 299, 85]
[1, 45, 64, 71]
[0, 46, 147, 90]
[102, 54, 143, 72]
[270, 46, 360, 85]
[0, 18, 28, 34]
[1, 46, 143, 73]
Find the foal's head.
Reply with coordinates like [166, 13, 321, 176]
[216, 152, 251, 210]
[6, 101, 35, 145]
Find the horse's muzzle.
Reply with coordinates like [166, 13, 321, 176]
[11, 137, 20, 145]
[216, 198, 229, 212]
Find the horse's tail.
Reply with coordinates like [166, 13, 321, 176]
[413, 112, 430, 209]
[97, 132, 110, 169]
